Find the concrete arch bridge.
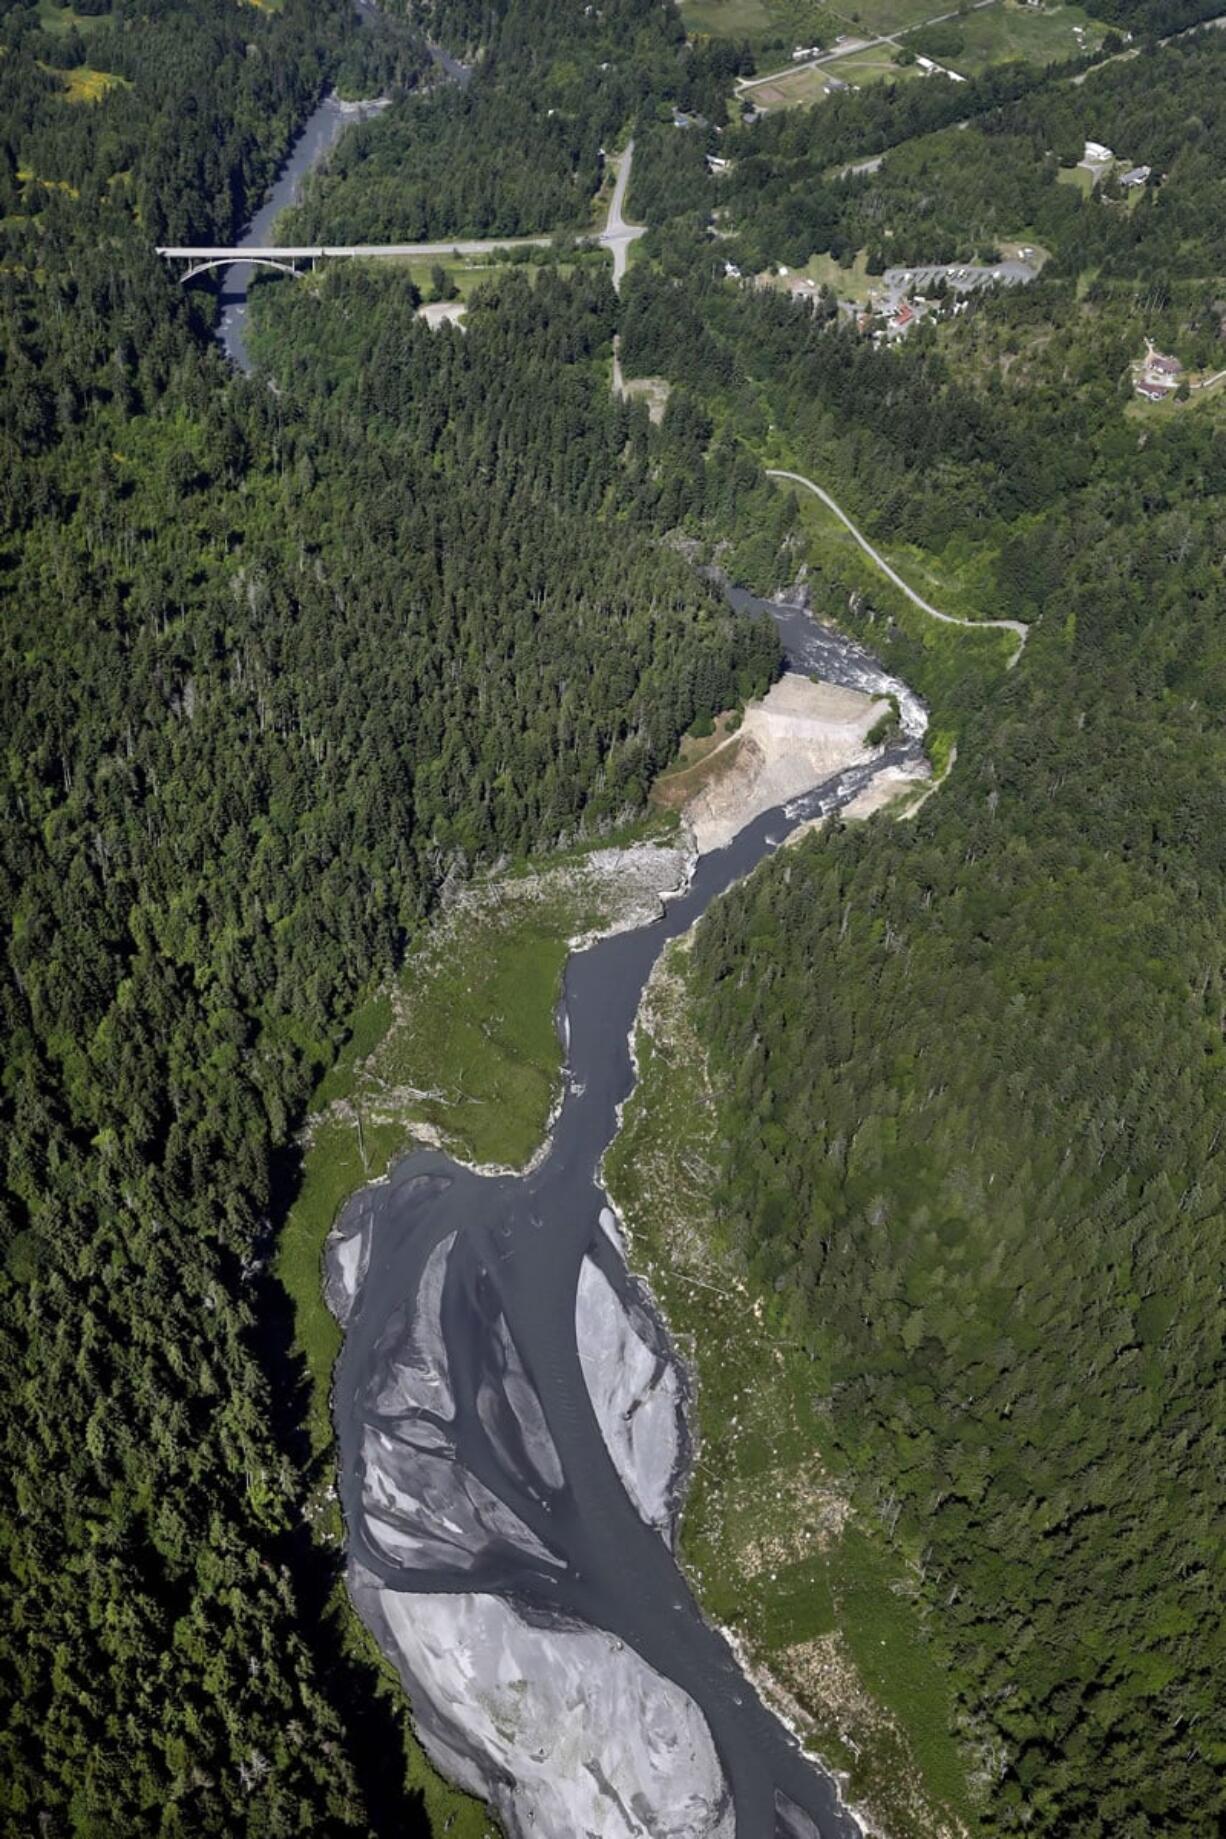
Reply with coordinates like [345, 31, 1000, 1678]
[157, 241, 552, 284]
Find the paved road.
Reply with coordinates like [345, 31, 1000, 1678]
[766, 468, 1028, 665]
[600, 140, 646, 292]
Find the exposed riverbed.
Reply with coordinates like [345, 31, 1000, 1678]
[326, 598, 928, 1838]
[216, 38, 933, 1838]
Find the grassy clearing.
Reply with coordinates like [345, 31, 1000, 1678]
[805, 246, 875, 298]
[400, 257, 507, 300]
[682, 0, 846, 53]
[842, 0, 962, 33]
[684, 0, 954, 44]
[604, 940, 976, 1838]
[55, 65, 130, 103]
[759, 247, 876, 301]
[832, 43, 923, 81]
[651, 708, 743, 801]
[35, 0, 118, 32]
[682, 0, 778, 35]
[1057, 161, 1097, 195]
[933, 0, 1108, 74]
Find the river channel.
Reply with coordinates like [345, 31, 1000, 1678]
[215, 33, 468, 371]
[327, 597, 927, 1839]
[223, 61, 928, 1838]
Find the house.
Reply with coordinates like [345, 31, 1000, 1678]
[723, 261, 741, 279]
[1119, 165, 1151, 188]
[1083, 140, 1114, 164]
[1134, 341, 1183, 398]
[706, 154, 729, 173]
[792, 44, 820, 59]
[825, 75, 848, 92]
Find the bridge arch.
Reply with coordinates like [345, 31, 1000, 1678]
[177, 256, 303, 284]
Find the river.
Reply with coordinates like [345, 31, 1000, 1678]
[216, 33, 468, 371]
[326, 597, 927, 1839]
[220, 48, 929, 1836]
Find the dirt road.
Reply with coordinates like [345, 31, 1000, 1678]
[767, 468, 1028, 665]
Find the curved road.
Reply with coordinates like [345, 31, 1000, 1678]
[766, 468, 1028, 665]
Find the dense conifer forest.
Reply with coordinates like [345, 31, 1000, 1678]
[3, 0, 1225, 1830]
[283, 0, 745, 242]
[613, 20, 1226, 1838]
[0, 2, 773, 1830]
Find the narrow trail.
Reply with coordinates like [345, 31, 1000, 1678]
[766, 467, 1028, 666]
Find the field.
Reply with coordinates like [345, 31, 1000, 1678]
[35, 0, 118, 31]
[934, 0, 1109, 74]
[842, 0, 965, 32]
[685, 0, 956, 40]
[704, 0, 1116, 109]
[830, 42, 922, 79]
[682, 0, 843, 48]
[741, 50, 917, 106]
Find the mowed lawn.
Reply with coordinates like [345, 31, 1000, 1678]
[744, 46, 917, 108]
[681, 0, 778, 33]
[932, 0, 1109, 73]
[842, 0, 964, 33]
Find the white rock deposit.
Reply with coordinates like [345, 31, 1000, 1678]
[362, 1579, 735, 1839]
[324, 1216, 371, 1326]
[576, 1255, 685, 1540]
[362, 1421, 561, 1572]
[685, 673, 887, 854]
[373, 1232, 455, 1419]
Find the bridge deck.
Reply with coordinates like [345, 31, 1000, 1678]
[157, 240, 553, 260]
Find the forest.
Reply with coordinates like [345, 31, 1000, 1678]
[3, 0, 1225, 1829]
[282, 0, 745, 243]
[610, 22, 1226, 1839]
[0, 2, 776, 1832]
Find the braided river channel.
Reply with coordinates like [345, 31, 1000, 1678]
[211, 53, 930, 1839]
[325, 596, 928, 1838]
